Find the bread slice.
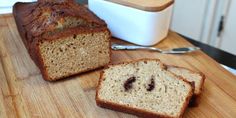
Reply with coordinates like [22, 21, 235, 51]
[96, 59, 193, 118]
[166, 65, 205, 96]
[13, 1, 111, 81]
[166, 66, 205, 107]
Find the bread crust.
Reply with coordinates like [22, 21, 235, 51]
[13, 1, 111, 81]
[96, 59, 194, 118]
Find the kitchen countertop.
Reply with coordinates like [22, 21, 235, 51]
[0, 14, 236, 118]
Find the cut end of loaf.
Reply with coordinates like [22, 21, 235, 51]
[39, 31, 110, 81]
[96, 59, 193, 118]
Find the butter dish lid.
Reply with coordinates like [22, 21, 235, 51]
[106, 0, 174, 12]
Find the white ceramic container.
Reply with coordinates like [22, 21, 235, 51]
[89, 0, 174, 46]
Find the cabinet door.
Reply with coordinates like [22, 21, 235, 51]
[219, 0, 236, 55]
[170, 0, 209, 41]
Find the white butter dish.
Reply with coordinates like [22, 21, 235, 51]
[89, 0, 174, 46]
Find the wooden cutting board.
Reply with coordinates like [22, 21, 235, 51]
[0, 14, 236, 118]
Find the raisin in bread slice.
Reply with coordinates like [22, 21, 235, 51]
[166, 65, 205, 96]
[13, 0, 110, 81]
[96, 59, 193, 118]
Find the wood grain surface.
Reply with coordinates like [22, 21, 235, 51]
[106, 0, 174, 11]
[0, 14, 236, 118]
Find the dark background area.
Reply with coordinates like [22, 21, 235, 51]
[180, 35, 236, 69]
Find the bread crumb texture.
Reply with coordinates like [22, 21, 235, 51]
[40, 31, 110, 80]
[167, 66, 202, 94]
[98, 60, 192, 117]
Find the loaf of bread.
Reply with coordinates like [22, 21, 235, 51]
[96, 59, 193, 118]
[13, 0, 111, 81]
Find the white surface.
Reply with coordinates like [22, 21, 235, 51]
[208, 0, 229, 47]
[0, 7, 12, 14]
[170, 0, 208, 41]
[170, 0, 236, 55]
[219, 0, 236, 55]
[0, 0, 36, 14]
[221, 65, 236, 75]
[88, 0, 173, 46]
[200, 0, 217, 44]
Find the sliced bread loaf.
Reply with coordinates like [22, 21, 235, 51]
[13, 1, 111, 81]
[96, 59, 193, 118]
[166, 66, 205, 96]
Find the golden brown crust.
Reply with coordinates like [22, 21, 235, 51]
[96, 99, 174, 118]
[13, 1, 111, 81]
[13, 1, 107, 45]
[96, 59, 194, 118]
[15, 1, 106, 37]
[198, 72, 206, 94]
[188, 72, 205, 107]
